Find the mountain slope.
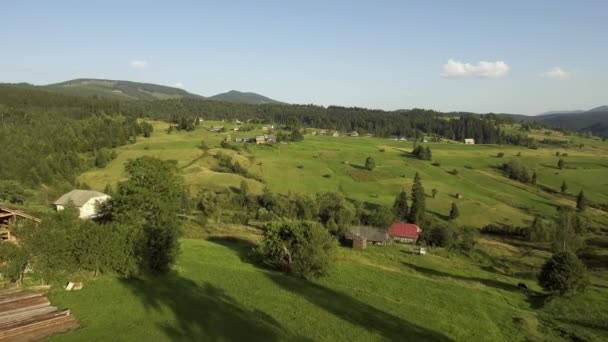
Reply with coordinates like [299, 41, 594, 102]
[44, 78, 203, 101]
[208, 90, 282, 104]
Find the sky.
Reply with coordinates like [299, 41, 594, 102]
[1, 0, 607, 114]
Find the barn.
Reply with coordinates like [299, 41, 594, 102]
[388, 222, 422, 244]
[54, 190, 110, 219]
[0, 207, 40, 241]
[345, 226, 389, 248]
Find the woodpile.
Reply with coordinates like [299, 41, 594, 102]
[0, 292, 78, 341]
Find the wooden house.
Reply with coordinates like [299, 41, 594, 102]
[345, 226, 389, 248]
[0, 207, 41, 241]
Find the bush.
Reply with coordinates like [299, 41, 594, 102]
[258, 220, 337, 279]
[480, 224, 529, 239]
[538, 252, 589, 295]
[501, 159, 532, 183]
[497, 152, 505, 157]
[449, 169, 459, 175]
[431, 161, 441, 167]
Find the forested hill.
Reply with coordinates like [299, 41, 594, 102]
[43, 78, 203, 101]
[208, 90, 282, 104]
[500, 107, 608, 138]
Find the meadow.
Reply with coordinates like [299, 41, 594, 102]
[79, 121, 608, 228]
[48, 230, 608, 341]
[54, 120, 608, 340]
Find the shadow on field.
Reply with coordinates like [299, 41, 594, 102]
[556, 318, 608, 333]
[402, 262, 550, 309]
[211, 237, 451, 341]
[266, 273, 451, 341]
[120, 274, 308, 341]
[402, 261, 521, 292]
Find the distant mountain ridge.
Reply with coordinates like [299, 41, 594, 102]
[208, 90, 282, 104]
[4, 78, 283, 105]
[526, 106, 608, 138]
[45, 78, 203, 101]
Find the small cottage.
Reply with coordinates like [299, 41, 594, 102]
[388, 222, 422, 244]
[54, 190, 110, 219]
[464, 138, 475, 145]
[345, 226, 389, 248]
[255, 136, 266, 144]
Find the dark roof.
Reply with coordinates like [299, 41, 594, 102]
[0, 207, 41, 223]
[388, 222, 421, 239]
[345, 226, 389, 242]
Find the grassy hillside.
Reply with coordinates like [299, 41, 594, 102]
[48, 235, 608, 341]
[44, 79, 203, 100]
[209, 90, 282, 104]
[78, 121, 608, 228]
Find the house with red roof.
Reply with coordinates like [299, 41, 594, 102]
[388, 222, 422, 243]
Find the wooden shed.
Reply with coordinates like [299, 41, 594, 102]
[0, 207, 41, 242]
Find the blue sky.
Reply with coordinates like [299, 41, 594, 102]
[1, 0, 606, 114]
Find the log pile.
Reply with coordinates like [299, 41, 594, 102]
[0, 292, 78, 341]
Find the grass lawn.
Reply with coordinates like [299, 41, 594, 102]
[48, 236, 608, 341]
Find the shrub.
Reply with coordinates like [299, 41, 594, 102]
[258, 220, 337, 279]
[538, 252, 589, 295]
[449, 169, 459, 175]
[497, 152, 505, 157]
[431, 161, 441, 167]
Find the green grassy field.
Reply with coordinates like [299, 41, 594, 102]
[79, 121, 608, 228]
[48, 234, 608, 341]
[54, 121, 608, 340]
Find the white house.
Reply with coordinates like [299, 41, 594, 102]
[464, 138, 475, 145]
[54, 190, 111, 219]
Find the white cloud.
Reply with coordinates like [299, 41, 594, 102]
[442, 59, 510, 78]
[541, 67, 572, 80]
[129, 60, 148, 69]
[174, 82, 184, 88]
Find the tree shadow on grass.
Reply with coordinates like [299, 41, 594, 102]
[208, 237, 451, 341]
[402, 261, 552, 309]
[266, 272, 451, 341]
[120, 274, 308, 341]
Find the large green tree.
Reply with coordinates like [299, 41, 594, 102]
[365, 157, 376, 171]
[259, 220, 337, 279]
[538, 252, 589, 295]
[112, 156, 184, 274]
[576, 190, 586, 212]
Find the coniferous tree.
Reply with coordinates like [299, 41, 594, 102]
[538, 252, 589, 295]
[576, 190, 586, 212]
[531, 171, 537, 185]
[449, 202, 460, 220]
[409, 172, 426, 223]
[432, 188, 438, 198]
[365, 157, 376, 171]
[392, 189, 409, 222]
[557, 159, 565, 169]
[561, 180, 568, 193]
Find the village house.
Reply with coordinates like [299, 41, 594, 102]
[319, 130, 327, 136]
[265, 134, 277, 143]
[345, 226, 389, 249]
[209, 125, 224, 132]
[54, 190, 110, 219]
[0, 207, 40, 241]
[464, 138, 475, 144]
[350, 131, 359, 137]
[365, 133, 373, 138]
[399, 137, 408, 141]
[255, 136, 266, 144]
[332, 131, 340, 137]
[388, 222, 422, 244]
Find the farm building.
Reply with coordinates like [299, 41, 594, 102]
[54, 190, 110, 219]
[0, 207, 40, 241]
[350, 131, 359, 137]
[464, 138, 475, 145]
[255, 136, 266, 144]
[265, 134, 277, 143]
[332, 131, 340, 137]
[345, 226, 389, 248]
[388, 222, 422, 244]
